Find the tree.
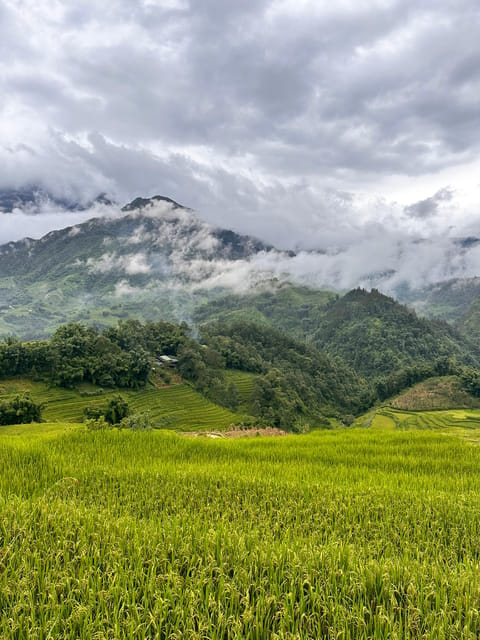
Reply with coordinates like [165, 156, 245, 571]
[104, 396, 130, 425]
[0, 394, 43, 426]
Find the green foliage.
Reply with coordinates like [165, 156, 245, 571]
[460, 368, 480, 398]
[0, 319, 189, 391]
[312, 288, 479, 378]
[0, 393, 42, 425]
[194, 283, 337, 340]
[85, 416, 110, 431]
[119, 411, 153, 431]
[84, 396, 130, 425]
[201, 320, 375, 424]
[196, 285, 479, 384]
[104, 396, 130, 425]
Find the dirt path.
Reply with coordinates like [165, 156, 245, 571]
[182, 427, 288, 439]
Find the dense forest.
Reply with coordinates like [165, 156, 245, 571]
[196, 286, 480, 376]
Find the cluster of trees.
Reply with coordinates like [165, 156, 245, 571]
[84, 397, 155, 431]
[0, 320, 191, 389]
[460, 368, 480, 398]
[84, 396, 130, 424]
[0, 394, 42, 425]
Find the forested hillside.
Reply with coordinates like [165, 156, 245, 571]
[311, 288, 479, 377]
[194, 284, 337, 340]
[196, 286, 479, 378]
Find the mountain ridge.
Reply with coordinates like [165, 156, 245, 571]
[0, 193, 479, 344]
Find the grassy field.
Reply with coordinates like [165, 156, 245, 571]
[2, 423, 480, 637]
[0, 378, 244, 432]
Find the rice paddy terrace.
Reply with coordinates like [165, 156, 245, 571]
[0, 378, 244, 432]
[2, 381, 480, 637]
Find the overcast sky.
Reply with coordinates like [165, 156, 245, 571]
[1, 0, 480, 250]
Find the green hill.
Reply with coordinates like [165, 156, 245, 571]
[311, 288, 479, 378]
[194, 284, 337, 340]
[197, 285, 479, 380]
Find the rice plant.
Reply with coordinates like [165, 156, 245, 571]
[2, 425, 480, 637]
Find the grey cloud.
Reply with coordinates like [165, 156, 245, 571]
[404, 188, 454, 219]
[1, 0, 480, 254]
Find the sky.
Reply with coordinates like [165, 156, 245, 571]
[1, 0, 480, 253]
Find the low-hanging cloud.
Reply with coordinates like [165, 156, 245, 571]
[45, 198, 479, 299]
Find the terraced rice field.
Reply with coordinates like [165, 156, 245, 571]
[0, 379, 243, 431]
[2, 425, 480, 637]
[366, 406, 480, 432]
[224, 370, 256, 409]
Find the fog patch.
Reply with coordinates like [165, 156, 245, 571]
[87, 252, 151, 275]
[114, 280, 143, 297]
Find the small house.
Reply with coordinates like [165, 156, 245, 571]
[156, 355, 178, 368]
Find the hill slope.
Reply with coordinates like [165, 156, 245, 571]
[311, 288, 479, 378]
[196, 286, 479, 379]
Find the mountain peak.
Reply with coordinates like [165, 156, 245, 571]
[121, 195, 187, 212]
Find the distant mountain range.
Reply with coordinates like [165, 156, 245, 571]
[0, 192, 479, 342]
[0, 187, 113, 213]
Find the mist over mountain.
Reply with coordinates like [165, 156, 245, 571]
[1, 192, 480, 339]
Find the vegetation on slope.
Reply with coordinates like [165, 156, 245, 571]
[194, 283, 337, 340]
[388, 375, 480, 411]
[200, 320, 374, 427]
[196, 285, 479, 380]
[0, 378, 244, 432]
[311, 288, 479, 377]
[0, 316, 378, 429]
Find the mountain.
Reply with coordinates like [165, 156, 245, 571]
[397, 277, 480, 322]
[1, 191, 480, 357]
[0, 195, 284, 338]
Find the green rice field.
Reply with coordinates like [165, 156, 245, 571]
[0, 378, 243, 431]
[364, 406, 480, 435]
[2, 422, 480, 638]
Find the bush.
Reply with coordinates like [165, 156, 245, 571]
[83, 396, 130, 426]
[0, 394, 43, 426]
[85, 416, 110, 431]
[119, 412, 154, 431]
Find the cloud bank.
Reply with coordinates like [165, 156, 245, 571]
[0, 0, 479, 252]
